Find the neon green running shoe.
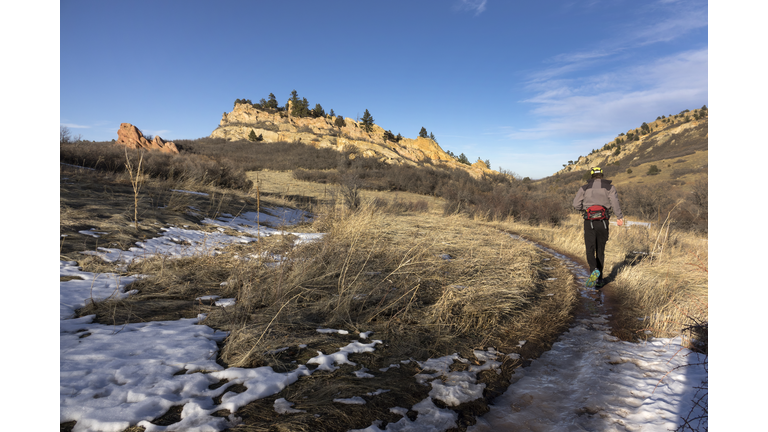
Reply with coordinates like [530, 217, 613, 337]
[586, 269, 601, 288]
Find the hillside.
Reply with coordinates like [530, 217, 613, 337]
[210, 102, 494, 177]
[549, 106, 708, 191]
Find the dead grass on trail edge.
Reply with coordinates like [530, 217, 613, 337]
[492, 213, 708, 352]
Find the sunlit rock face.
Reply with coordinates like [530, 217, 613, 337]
[210, 103, 495, 177]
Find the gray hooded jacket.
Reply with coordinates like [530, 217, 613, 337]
[573, 178, 624, 219]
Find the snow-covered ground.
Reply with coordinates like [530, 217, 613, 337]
[60, 209, 706, 431]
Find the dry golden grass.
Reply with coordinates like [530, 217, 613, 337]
[246, 170, 446, 215]
[197, 199, 576, 367]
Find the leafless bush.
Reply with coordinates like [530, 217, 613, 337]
[178, 137, 340, 171]
[60, 141, 253, 190]
[670, 166, 706, 179]
[339, 174, 362, 210]
[619, 184, 677, 221]
[619, 181, 707, 233]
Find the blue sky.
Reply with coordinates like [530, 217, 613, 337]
[60, 0, 707, 179]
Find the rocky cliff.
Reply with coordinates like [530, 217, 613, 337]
[210, 103, 494, 176]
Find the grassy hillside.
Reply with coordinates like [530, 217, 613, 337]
[550, 106, 708, 194]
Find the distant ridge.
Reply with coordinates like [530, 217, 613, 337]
[548, 107, 708, 191]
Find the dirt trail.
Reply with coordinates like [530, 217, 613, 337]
[469, 233, 707, 432]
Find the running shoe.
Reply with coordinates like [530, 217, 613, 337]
[585, 269, 601, 288]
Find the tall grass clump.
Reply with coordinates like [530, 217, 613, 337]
[200, 200, 564, 369]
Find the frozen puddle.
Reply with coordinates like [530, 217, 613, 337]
[468, 234, 707, 431]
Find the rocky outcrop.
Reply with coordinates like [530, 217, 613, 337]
[210, 103, 494, 177]
[116, 123, 179, 154]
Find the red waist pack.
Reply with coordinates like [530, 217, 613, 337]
[584, 205, 608, 221]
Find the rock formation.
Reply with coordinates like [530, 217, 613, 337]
[116, 123, 179, 154]
[210, 103, 494, 177]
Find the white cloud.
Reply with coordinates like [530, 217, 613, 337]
[454, 0, 487, 16]
[540, 0, 707, 81]
[513, 48, 707, 140]
[60, 123, 91, 129]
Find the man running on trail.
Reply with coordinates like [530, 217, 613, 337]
[572, 167, 624, 288]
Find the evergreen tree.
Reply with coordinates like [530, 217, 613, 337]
[334, 115, 346, 128]
[419, 127, 428, 138]
[267, 93, 278, 109]
[313, 103, 325, 118]
[360, 109, 374, 132]
[457, 153, 470, 165]
[248, 129, 258, 142]
[289, 91, 311, 117]
[646, 165, 661, 176]
[329, 109, 335, 117]
[429, 132, 436, 142]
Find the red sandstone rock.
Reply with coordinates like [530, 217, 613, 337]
[116, 123, 179, 154]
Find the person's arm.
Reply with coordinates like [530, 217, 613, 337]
[608, 186, 624, 224]
[572, 187, 585, 212]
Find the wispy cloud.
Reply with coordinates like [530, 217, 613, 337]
[510, 48, 707, 141]
[508, 0, 707, 144]
[539, 0, 707, 81]
[61, 123, 91, 129]
[454, 0, 487, 16]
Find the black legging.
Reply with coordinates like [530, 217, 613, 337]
[583, 219, 609, 277]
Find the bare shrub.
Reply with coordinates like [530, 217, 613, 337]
[60, 141, 253, 190]
[177, 138, 341, 171]
[619, 184, 677, 221]
[690, 178, 708, 210]
[339, 174, 362, 210]
[670, 166, 705, 179]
